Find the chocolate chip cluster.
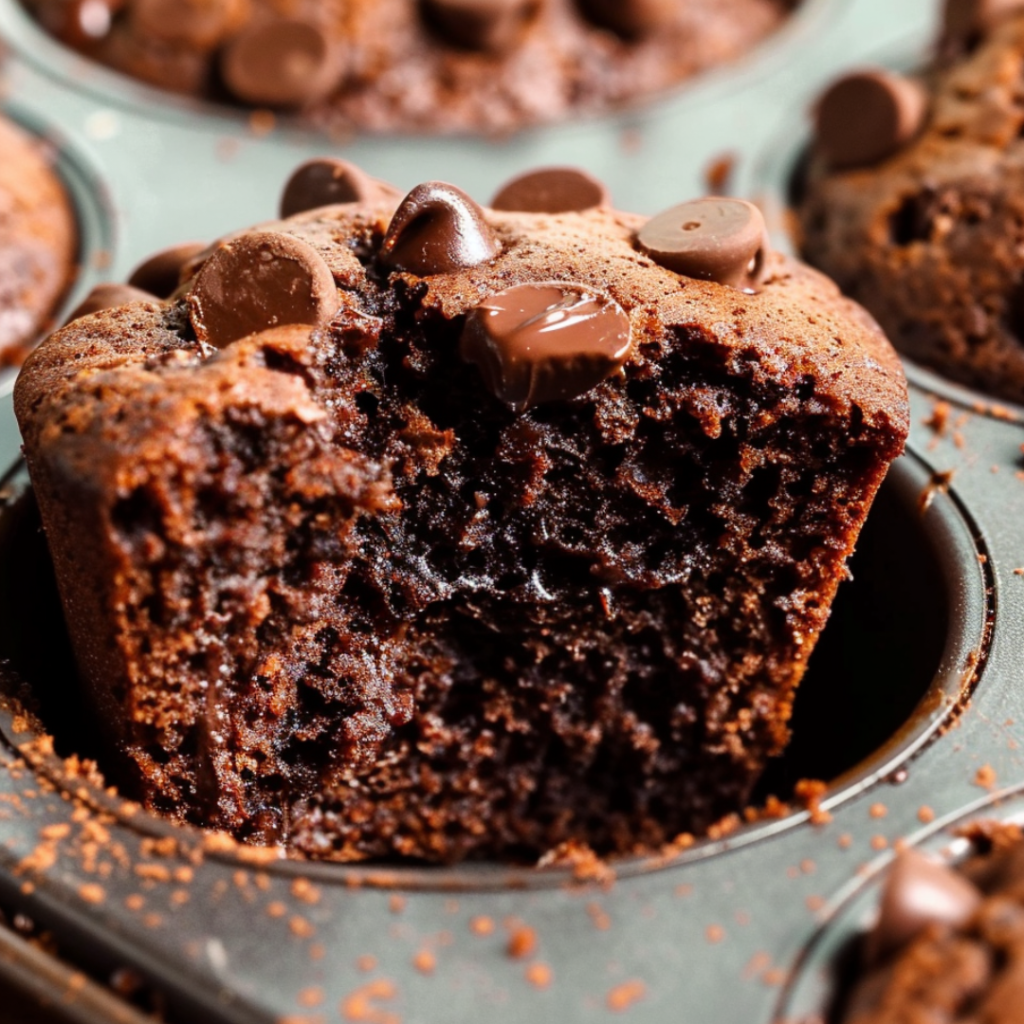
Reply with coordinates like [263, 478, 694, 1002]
[32, 0, 703, 109]
[68, 161, 772, 412]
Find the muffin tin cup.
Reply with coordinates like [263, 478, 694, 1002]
[774, 786, 1024, 1024]
[5, 0, 1024, 1021]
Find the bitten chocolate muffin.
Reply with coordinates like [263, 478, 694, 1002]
[0, 114, 77, 358]
[840, 823, 1024, 1024]
[14, 163, 908, 863]
[23, 0, 797, 134]
[797, 0, 1024, 406]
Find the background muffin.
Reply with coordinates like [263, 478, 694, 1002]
[23, 0, 799, 134]
[0, 114, 77, 362]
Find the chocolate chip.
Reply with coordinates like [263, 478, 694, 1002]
[380, 182, 501, 276]
[130, 0, 248, 49]
[577, 0, 676, 36]
[220, 19, 342, 108]
[188, 231, 340, 348]
[421, 0, 538, 52]
[943, 0, 1024, 50]
[491, 167, 610, 214]
[176, 222, 281, 284]
[36, 0, 117, 48]
[64, 283, 161, 325]
[128, 243, 208, 299]
[280, 159, 401, 218]
[865, 850, 982, 966]
[815, 70, 928, 170]
[460, 282, 632, 411]
[636, 197, 769, 291]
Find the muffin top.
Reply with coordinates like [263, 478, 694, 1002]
[17, 165, 907, 442]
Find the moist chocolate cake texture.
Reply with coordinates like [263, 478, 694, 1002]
[0, 114, 77, 358]
[841, 823, 1024, 1024]
[14, 164, 909, 863]
[22, 0, 798, 134]
[798, 0, 1024, 406]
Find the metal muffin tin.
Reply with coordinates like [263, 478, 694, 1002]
[1, 0, 1021, 1020]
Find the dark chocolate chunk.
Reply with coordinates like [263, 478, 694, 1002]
[64, 283, 161, 325]
[636, 197, 769, 290]
[460, 282, 632, 411]
[815, 70, 928, 170]
[280, 159, 401, 218]
[188, 231, 340, 348]
[380, 182, 501, 276]
[130, 0, 246, 49]
[865, 849, 982, 966]
[421, 0, 538, 52]
[578, 0, 676, 36]
[128, 243, 208, 299]
[943, 0, 1024, 48]
[491, 167, 610, 214]
[221, 19, 342, 108]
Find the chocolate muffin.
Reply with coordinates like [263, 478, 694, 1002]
[23, 0, 797, 134]
[839, 823, 1024, 1024]
[13, 164, 908, 863]
[0, 114, 77, 359]
[797, 0, 1024, 406]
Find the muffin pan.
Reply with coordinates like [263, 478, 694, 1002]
[2, 0, 1022, 1020]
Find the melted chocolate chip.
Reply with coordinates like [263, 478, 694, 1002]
[188, 231, 340, 348]
[815, 70, 928, 170]
[280, 159, 401, 218]
[578, 0, 676, 36]
[460, 282, 632, 411]
[380, 182, 500, 276]
[221, 19, 341, 108]
[865, 850, 982, 965]
[130, 0, 247, 49]
[491, 167, 610, 214]
[64, 283, 161, 325]
[943, 0, 1024, 50]
[128, 243, 208, 299]
[636, 198, 769, 291]
[421, 0, 538, 52]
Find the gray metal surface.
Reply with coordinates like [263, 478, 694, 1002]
[3, 0, 1022, 1021]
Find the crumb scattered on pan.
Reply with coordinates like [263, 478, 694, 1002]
[606, 979, 647, 1012]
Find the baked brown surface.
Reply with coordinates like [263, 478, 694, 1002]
[0, 115, 77, 357]
[798, 12, 1024, 405]
[24, 0, 797, 134]
[14, 179, 908, 863]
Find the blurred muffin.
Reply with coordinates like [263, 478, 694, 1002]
[0, 115, 77, 360]
[24, 0, 798, 134]
[840, 821, 1024, 1023]
[797, 0, 1024, 404]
